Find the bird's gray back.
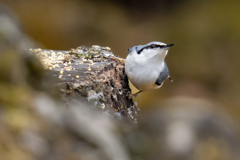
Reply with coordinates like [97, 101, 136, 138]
[135, 45, 145, 52]
[155, 60, 169, 86]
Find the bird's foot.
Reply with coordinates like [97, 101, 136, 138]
[128, 91, 142, 99]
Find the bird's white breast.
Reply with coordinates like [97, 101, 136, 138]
[125, 55, 164, 91]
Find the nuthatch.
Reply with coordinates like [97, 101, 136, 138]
[125, 41, 174, 98]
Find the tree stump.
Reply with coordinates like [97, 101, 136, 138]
[30, 45, 139, 125]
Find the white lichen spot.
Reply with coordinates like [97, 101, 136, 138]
[119, 90, 122, 95]
[103, 46, 111, 51]
[100, 103, 105, 109]
[87, 90, 104, 102]
[112, 94, 117, 100]
[127, 108, 132, 115]
[73, 83, 80, 89]
[92, 45, 101, 51]
[51, 52, 55, 57]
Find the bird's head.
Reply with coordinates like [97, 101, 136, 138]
[127, 41, 174, 64]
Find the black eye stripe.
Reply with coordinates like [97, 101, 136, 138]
[137, 44, 165, 54]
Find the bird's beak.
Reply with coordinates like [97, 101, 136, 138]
[161, 43, 174, 50]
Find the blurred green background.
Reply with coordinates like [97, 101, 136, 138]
[1, 0, 240, 159]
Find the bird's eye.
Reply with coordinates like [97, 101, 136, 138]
[150, 44, 155, 48]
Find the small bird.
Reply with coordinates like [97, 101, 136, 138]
[125, 41, 174, 98]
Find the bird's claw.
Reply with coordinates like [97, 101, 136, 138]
[128, 91, 142, 99]
[128, 93, 137, 99]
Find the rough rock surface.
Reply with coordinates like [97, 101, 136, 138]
[30, 45, 139, 124]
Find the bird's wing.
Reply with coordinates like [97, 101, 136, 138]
[155, 60, 169, 86]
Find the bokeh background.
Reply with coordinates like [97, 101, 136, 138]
[1, 0, 240, 160]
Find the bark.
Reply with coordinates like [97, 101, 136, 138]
[30, 45, 139, 125]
